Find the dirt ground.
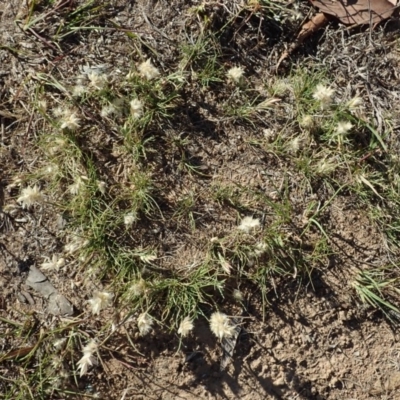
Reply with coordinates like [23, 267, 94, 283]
[1, 0, 400, 399]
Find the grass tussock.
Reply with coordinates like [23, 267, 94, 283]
[1, 0, 400, 397]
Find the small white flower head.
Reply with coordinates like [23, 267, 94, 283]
[263, 128, 277, 142]
[64, 234, 89, 255]
[227, 66, 244, 83]
[313, 84, 335, 108]
[77, 340, 98, 377]
[88, 291, 113, 315]
[53, 337, 67, 351]
[130, 98, 144, 119]
[124, 212, 137, 227]
[41, 255, 65, 271]
[209, 311, 235, 341]
[346, 96, 363, 111]
[128, 279, 146, 298]
[238, 216, 260, 232]
[77, 356, 94, 376]
[88, 72, 108, 90]
[48, 137, 67, 155]
[178, 316, 194, 337]
[269, 78, 292, 96]
[100, 99, 124, 119]
[300, 115, 313, 128]
[100, 104, 117, 118]
[316, 158, 336, 175]
[233, 289, 244, 302]
[97, 181, 106, 195]
[53, 106, 64, 117]
[83, 340, 98, 355]
[138, 59, 160, 80]
[288, 136, 301, 153]
[50, 354, 63, 369]
[72, 84, 87, 97]
[43, 163, 59, 177]
[60, 109, 80, 131]
[254, 242, 268, 256]
[68, 176, 86, 195]
[137, 312, 153, 336]
[17, 185, 44, 209]
[335, 121, 353, 136]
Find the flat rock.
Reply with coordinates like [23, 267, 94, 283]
[25, 266, 73, 316]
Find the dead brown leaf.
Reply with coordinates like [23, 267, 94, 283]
[0, 346, 35, 361]
[310, 0, 398, 25]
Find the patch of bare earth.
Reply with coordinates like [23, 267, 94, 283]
[1, 0, 400, 399]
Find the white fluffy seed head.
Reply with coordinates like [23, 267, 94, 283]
[48, 137, 67, 155]
[101, 98, 124, 117]
[128, 279, 146, 298]
[68, 176, 86, 195]
[72, 84, 87, 97]
[137, 312, 153, 336]
[53, 337, 67, 351]
[130, 98, 143, 119]
[178, 316, 194, 337]
[210, 311, 235, 341]
[43, 163, 59, 177]
[254, 242, 268, 256]
[64, 234, 89, 255]
[77, 340, 98, 376]
[88, 291, 113, 315]
[17, 185, 44, 209]
[53, 106, 64, 117]
[88, 72, 108, 90]
[227, 66, 244, 83]
[316, 158, 336, 175]
[82, 340, 98, 355]
[138, 59, 160, 80]
[233, 289, 244, 302]
[288, 136, 301, 154]
[41, 255, 65, 271]
[100, 104, 116, 117]
[300, 115, 313, 128]
[313, 84, 334, 108]
[124, 212, 137, 227]
[335, 121, 353, 136]
[238, 216, 260, 232]
[263, 128, 277, 142]
[60, 109, 80, 130]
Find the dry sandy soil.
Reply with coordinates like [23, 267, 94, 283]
[1, 0, 400, 399]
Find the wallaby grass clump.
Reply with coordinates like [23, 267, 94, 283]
[1, 0, 400, 398]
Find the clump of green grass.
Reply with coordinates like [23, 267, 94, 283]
[4, 0, 400, 397]
[22, 53, 400, 337]
[31, 55, 400, 329]
[352, 267, 400, 324]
